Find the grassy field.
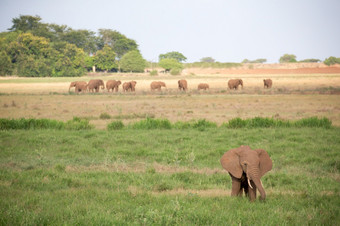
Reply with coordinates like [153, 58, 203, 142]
[0, 73, 340, 224]
[0, 126, 339, 225]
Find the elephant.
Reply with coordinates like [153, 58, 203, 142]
[74, 82, 88, 93]
[198, 83, 209, 90]
[150, 81, 166, 91]
[220, 145, 272, 202]
[88, 79, 105, 92]
[178, 79, 188, 91]
[228, 79, 243, 90]
[122, 81, 137, 92]
[106, 80, 122, 92]
[263, 79, 273, 89]
[69, 81, 87, 93]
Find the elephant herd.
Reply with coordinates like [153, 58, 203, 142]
[69, 78, 273, 93]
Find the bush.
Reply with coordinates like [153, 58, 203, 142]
[324, 56, 340, 66]
[131, 118, 172, 129]
[64, 117, 94, 130]
[149, 70, 158, 76]
[170, 68, 181, 75]
[107, 121, 124, 130]
[99, 112, 111, 120]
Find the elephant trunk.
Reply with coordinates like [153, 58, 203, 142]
[248, 166, 266, 200]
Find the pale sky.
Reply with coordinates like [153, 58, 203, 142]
[1, 0, 339, 63]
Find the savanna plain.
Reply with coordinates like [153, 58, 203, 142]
[0, 71, 340, 225]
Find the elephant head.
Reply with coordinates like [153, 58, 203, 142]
[220, 145, 272, 201]
[238, 79, 243, 88]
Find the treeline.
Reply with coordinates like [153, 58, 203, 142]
[0, 15, 146, 76]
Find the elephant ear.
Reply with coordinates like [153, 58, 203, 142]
[220, 148, 243, 178]
[255, 149, 273, 177]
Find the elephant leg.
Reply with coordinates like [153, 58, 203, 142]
[230, 174, 242, 197]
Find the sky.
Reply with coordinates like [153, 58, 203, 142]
[0, 0, 340, 63]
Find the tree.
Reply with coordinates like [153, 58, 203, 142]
[200, 57, 215, 63]
[93, 45, 117, 72]
[242, 58, 267, 63]
[9, 15, 42, 32]
[279, 54, 297, 63]
[158, 58, 183, 71]
[324, 56, 340, 66]
[119, 50, 146, 72]
[299, 58, 321, 63]
[53, 42, 86, 76]
[61, 29, 98, 54]
[159, 51, 187, 62]
[98, 29, 138, 59]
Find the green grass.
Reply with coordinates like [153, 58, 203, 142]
[0, 125, 339, 225]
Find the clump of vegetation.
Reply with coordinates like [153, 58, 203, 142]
[107, 120, 124, 130]
[224, 117, 332, 129]
[99, 112, 111, 120]
[64, 117, 94, 130]
[184, 62, 242, 68]
[324, 56, 340, 66]
[131, 118, 172, 129]
[0, 118, 64, 130]
[170, 68, 181, 75]
[149, 70, 158, 76]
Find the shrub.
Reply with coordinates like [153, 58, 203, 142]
[131, 118, 172, 129]
[64, 117, 94, 130]
[107, 120, 124, 130]
[170, 68, 181, 75]
[149, 70, 158, 76]
[99, 112, 111, 120]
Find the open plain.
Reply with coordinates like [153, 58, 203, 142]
[1, 70, 340, 129]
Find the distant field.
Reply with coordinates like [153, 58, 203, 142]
[0, 73, 340, 128]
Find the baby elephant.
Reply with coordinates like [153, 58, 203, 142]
[69, 81, 87, 93]
[198, 83, 209, 90]
[150, 81, 166, 91]
[106, 80, 122, 92]
[123, 81, 137, 92]
[263, 79, 272, 88]
[178, 79, 188, 91]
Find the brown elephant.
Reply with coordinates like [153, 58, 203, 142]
[220, 145, 272, 202]
[123, 81, 137, 92]
[69, 81, 87, 93]
[228, 79, 243, 90]
[178, 79, 188, 91]
[88, 79, 105, 92]
[263, 79, 272, 89]
[150, 81, 166, 91]
[106, 80, 122, 92]
[75, 82, 88, 93]
[198, 83, 209, 90]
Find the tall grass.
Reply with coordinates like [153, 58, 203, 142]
[0, 117, 93, 130]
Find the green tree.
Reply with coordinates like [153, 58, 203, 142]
[93, 45, 117, 72]
[9, 15, 42, 32]
[53, 42, 86, 76]
[61, 29, 98, 54]
[8, 33, 55, 76]
[0, 51, 14, 75]
[159, 51, 187, 62]
[159, 58, 183, 71]
[98, 29, 138, 59]
[324, 56, 340, 66]
[299, 58, 321, 63]
[200, 57, 215, 63]
[119, 50, 146, 72]
[279, 54, 297, 63]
